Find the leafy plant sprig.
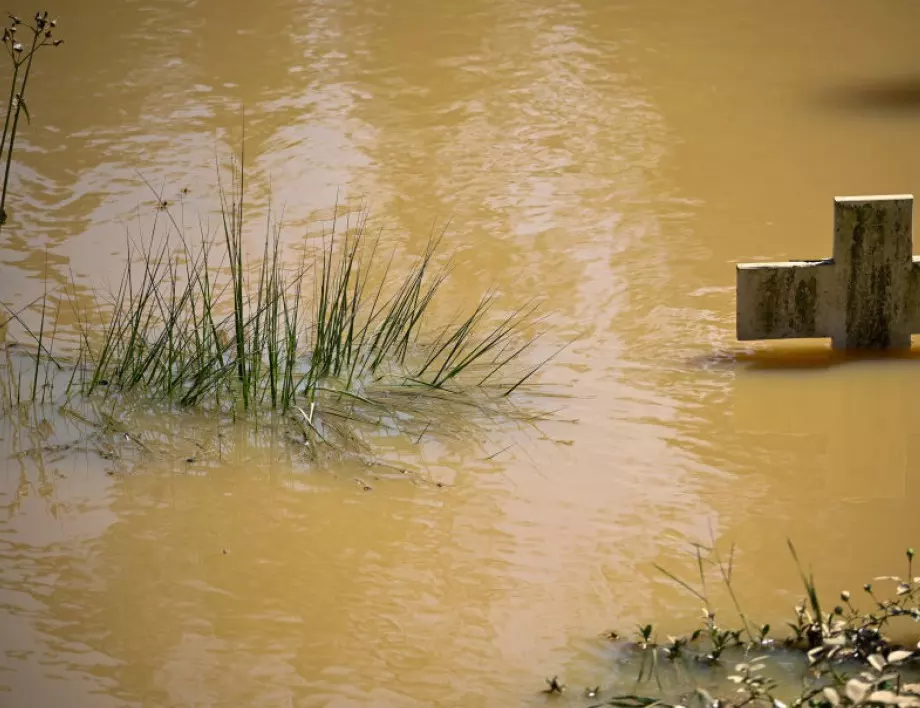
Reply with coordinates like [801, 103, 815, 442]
[0, 10, 63, 226]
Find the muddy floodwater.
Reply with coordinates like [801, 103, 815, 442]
[4, 1, 920, 705]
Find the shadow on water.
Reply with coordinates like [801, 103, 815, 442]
[818, 76, 920, 115]
[691, 342, 920, 372]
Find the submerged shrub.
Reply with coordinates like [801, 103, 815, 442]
[565, 544, 920, 708]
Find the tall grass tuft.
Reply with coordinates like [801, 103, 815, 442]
[66, 161, 546, 442]
[0, 287, 60, 412]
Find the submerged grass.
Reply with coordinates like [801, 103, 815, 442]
[0, 159, 554, 456]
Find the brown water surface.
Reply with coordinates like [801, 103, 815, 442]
[3, 1, 920, 705]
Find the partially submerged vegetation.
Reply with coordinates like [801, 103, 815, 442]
[0, 10, 554, 463]
[0, 161, 554, 460]
[551, 543, 920, 708]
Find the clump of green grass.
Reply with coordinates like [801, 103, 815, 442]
[4, 159, 550, 453]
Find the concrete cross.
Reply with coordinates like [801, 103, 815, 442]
[737, 195, 920, 349]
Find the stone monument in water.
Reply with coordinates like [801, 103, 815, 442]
[737, 195, 920, 349]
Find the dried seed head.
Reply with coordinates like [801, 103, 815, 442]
[864, 583, 873, 593]
[12, 42, 23, 52]
[908, 548, 915, 560]
[52, 39, 62, 46]
[44, 30, 51, 38]
[841, 590, 851, 602]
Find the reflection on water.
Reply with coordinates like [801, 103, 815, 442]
[3, 0, 920, 705]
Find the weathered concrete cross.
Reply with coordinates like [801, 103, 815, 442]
[737, 195, 920, 349]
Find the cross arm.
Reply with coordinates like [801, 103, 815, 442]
[736, 260, 834, 340]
